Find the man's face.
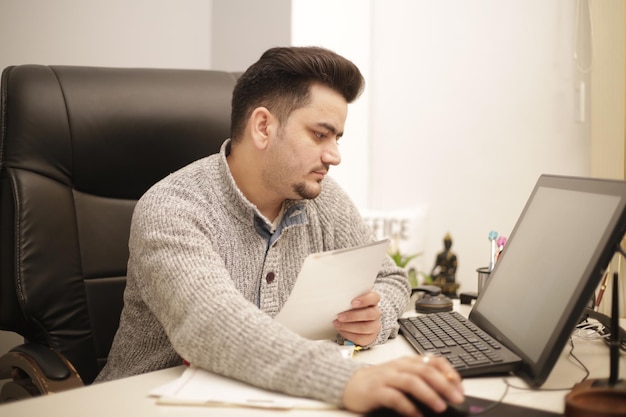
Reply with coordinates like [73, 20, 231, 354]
[263, 83, 347, 200]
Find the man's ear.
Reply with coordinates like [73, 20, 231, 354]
[249, 107, 274, 150]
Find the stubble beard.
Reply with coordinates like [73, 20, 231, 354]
[293, 180, 322, 200]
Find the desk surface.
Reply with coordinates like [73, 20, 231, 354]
[2, 302, 624, 417]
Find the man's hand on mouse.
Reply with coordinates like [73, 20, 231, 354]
[342, 355, 465, 416]
[334, 290, 382, 347]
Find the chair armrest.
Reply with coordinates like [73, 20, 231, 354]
[0, 343, 84, 401]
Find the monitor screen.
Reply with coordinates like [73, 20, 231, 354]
[470, 174, 626, 387]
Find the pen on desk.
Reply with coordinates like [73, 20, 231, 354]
[488, 231, 498, 272]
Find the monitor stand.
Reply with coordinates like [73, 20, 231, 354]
[565, 258, 626, 417]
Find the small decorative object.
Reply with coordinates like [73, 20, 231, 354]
[413, 285, 453, 314]
[495, 235, 507, 263]
[430, 233, 460, 297]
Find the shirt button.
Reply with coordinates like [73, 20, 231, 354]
[265, 272, 275, 284]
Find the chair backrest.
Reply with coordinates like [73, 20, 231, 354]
[0, 65, 237, 384]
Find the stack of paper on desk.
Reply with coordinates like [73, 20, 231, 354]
[150, 366, 334, 410]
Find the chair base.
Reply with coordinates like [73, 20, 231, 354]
[0, 346, 84, 403]
[0, 378, 40, 402]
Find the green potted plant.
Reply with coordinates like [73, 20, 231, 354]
[387, 244, 429, 288]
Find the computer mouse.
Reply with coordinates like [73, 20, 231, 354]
[366, 395, 470, 417]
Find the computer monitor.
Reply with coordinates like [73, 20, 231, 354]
[470, 174, 626, 387]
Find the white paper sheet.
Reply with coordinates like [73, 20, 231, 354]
[150, 366, 334, 410]
[274, 239, 390, 340]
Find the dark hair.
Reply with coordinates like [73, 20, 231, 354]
[230, 46, 365, 141]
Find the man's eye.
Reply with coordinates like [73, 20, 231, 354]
[314, 131, 327, 139]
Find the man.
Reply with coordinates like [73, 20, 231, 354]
[97, 46, 464, 416]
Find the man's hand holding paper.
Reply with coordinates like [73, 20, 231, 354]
[273, 239, 389, 341]
[334, 290, 382, 346]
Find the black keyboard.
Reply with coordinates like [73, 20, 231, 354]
[398, 311, 521, 377]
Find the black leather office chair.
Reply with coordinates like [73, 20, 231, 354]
[0, 65, 237, 401]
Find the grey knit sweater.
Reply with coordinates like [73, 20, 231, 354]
[96, 140, 410, 406]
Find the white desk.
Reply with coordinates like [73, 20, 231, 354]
[2, 303, 624, 417]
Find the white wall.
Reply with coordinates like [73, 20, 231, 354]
[291, 0, 373, 211]
[369, 0, 589, 292]
[211, 0, 291, 71]
[0, 0, 213, 70]
[295, 1, 590, 292]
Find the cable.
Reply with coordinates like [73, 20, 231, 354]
[574, 0, 594, 74]
[573, 321, 610, 342]
[503, 338, 589, 392]
[466, 338, 588, 416]
[573, 0, 594, 123]
[466, 337, 584, 415]
[582, 308, 626, 352]
[567, 337, 591, 383]
[468, 382, 510, 416]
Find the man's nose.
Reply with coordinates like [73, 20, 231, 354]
[322, 141, 341, 166]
